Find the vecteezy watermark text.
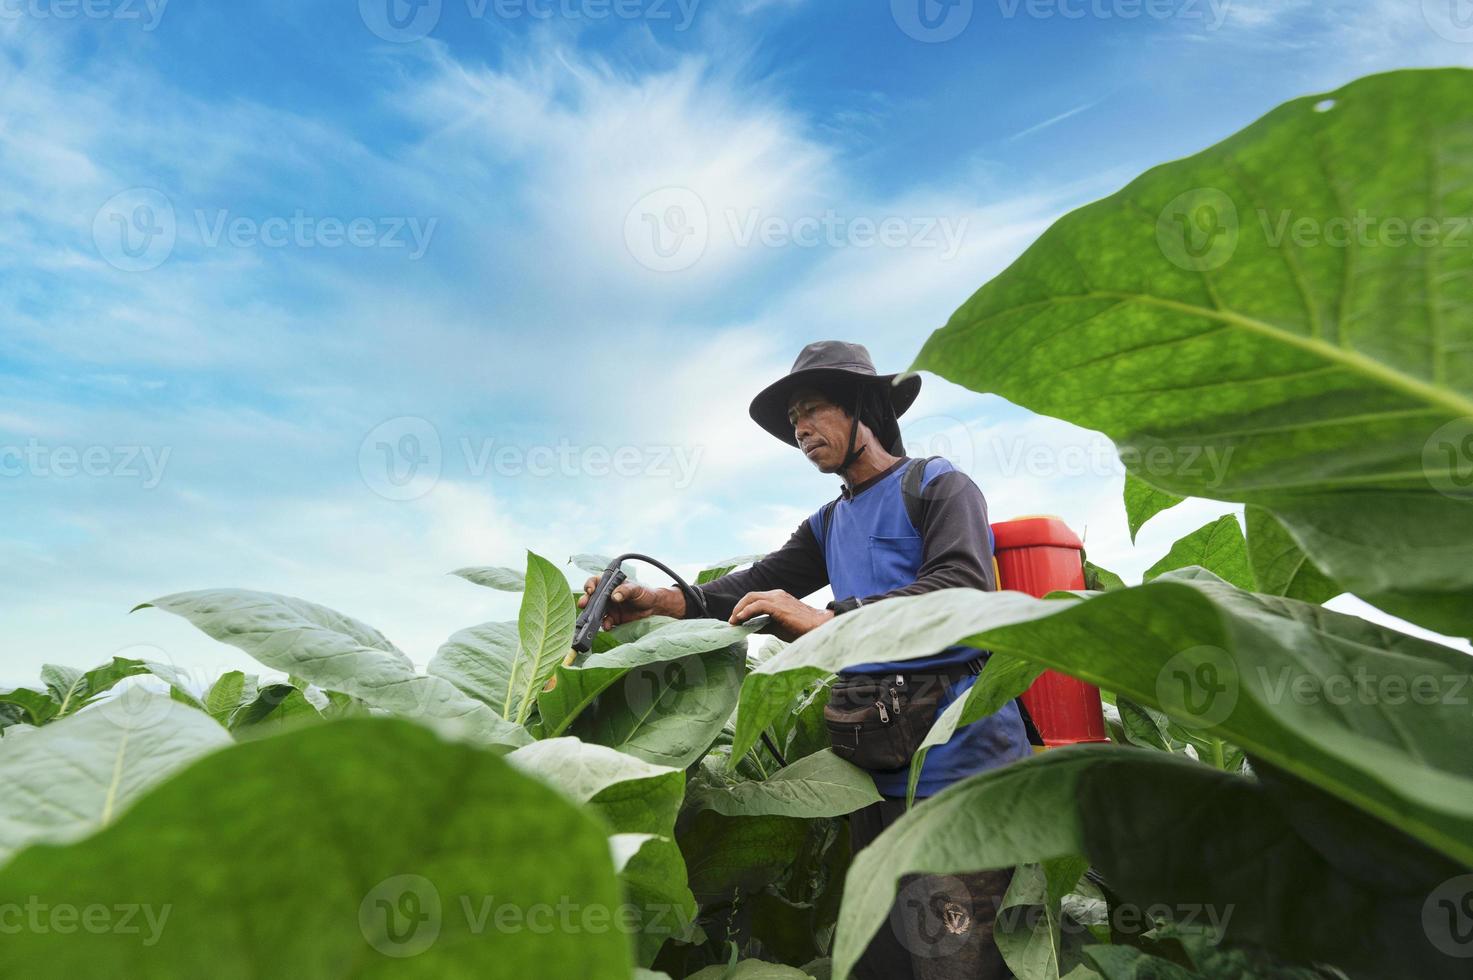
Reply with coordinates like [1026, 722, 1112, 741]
[359, 875, 691, 957]
[195, 210, 437, 259]
[890, 0, 1231, 43]
[1258, 665, 1472, 708]
[1156, 184, 1473, 273]
[1259, 209, 1473, 250]
[0, 0, 168, 29]
[93, 189, 438, 272]
[0, 440, 170, 489]
[359, 417, 704, 501]
[359, 0, 700, 43]
[624, 187, 970, 273]
[460, 437, 702, 485]
[0, 898, 170, 946]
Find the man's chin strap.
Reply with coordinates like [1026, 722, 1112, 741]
[839, 385, 868, 477]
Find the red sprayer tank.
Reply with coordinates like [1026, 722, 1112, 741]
[991, 516, 1109, 747]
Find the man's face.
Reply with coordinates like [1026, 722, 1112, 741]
[787, 387, 855, 473]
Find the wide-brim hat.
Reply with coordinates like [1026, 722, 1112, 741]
[749, 340, 922, 447]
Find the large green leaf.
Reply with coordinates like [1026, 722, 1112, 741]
[1123, 474, 1184, 543]
[969, 570, 1473, 864]
[0, 687, 60, 727]
[612, 833, 700, 967]
[688, 749, 881, 818]
[572, 646, 744, 769]
[0, 695, 230, 864]
[0, 718, 630, 979]
[511, 742, 697, 968]
[536, 618, 756, 738]
[136, 589, 530, 748]
[508, 737, 684, 837]
[745, 580, 1473, 867]
[203, 671, 247, 724]
[913, 68, 1473, 637]
[831, 746, 1464, 980]
[1243, 505, 1340, 603]
[451, 565, 525, 591]
[427, 620, 519, 709]
[228, 683, 322, 734]
[1142, 515, 1253, 590]
[504, 551, 578, 724]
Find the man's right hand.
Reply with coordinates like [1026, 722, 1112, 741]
[578, 577, 685, 629]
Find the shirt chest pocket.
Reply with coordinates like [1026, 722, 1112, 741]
[868, 534, 924, 591]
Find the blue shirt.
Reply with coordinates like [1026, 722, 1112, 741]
[809, 456, 1031, 797]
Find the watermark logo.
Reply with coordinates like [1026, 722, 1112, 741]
[94, 188, 176, 272]
[890, 874, 975, 958]
[624, 187, 709, 273]
[891, 0, 973, 42]
[902, 412, 977, 475]
[1156, 187, 1238, 272]
[622, 654, 718, 721]
[360, 875, 442, 957]
[1423, 418, 1473, 500]
[360, 417, 443, 502]
[1424, 873, 1473, 958]
[360, 0, 442, 41]
[1155, 645, 1238, 729]
[1423, 0, 1473, 43]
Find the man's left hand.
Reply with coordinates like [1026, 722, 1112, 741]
[730, 589, 834, 642]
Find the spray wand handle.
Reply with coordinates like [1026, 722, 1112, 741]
[572, 565, 627, 654]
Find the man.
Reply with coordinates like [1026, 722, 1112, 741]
[578, 340, 1031, 979]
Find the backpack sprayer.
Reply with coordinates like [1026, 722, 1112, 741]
[992, 516, 1108, 747]
[570, 553, 787, 765]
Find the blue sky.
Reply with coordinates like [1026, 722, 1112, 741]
[3, 0, 1471, 686]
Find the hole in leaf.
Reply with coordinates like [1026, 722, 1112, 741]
[1314, 99, 1337, 113]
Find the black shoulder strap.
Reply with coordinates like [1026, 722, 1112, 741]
[821, 498, 838, 541]
[901, 455, 941, 533]
[1015, 697, 1045, 747]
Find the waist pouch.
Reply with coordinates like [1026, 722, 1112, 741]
[823, 663, 978, 772]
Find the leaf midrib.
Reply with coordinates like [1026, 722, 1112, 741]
[959, 291, 1473, 419]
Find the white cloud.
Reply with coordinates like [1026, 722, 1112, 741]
[393, 43, 834, 301]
